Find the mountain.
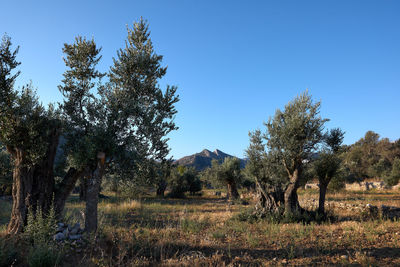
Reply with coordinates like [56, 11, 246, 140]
[174, 149, 247, 171]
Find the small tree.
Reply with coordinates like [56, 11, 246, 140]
[250, 91, 328, 216]
[245, 130, 286, 214]
[385, 157, 400, 186]
[167, 166, 200, 198]
[210, 157, 241, 200]
[266, 91, 328, 215]
[312, 128, 344, 214]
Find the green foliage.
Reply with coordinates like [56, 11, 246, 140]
[311, 127, 344, 214]
[107, 17, 179, 164]
[58, 18, 179, 186]
[0, 146, 12, 195]
[370, 158, 391, 178]
[23, 203, 61, 267]
[24, 204, 57, 246]
[385, 157, 400, 186]
[167, 166, 201, 198]
[246, 91, 330, 216]
[245, 130, 287, 190]
[265, 91, 328, 170]
[313, 150, 342, 186]
[0, 238, 17, 267]
[210, 157, 242, 187]
[27, 245, 61, 267]
[343, 131, 400, 179]
[1, 34, 61, 168]
[58, 36, 106, 169]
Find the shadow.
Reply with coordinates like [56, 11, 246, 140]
[132, 242, 400, 265]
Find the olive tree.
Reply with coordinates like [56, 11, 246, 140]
[0, 35, 85, 234]
[248, 91, 328, 216]
[1, 18, 179, 234]
[59, 18, 179, 232]
[312, 128, 344, 214]
[210, 157, 242, 200]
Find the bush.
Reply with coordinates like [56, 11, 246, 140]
[167, 166, 201, 198]
[0, 239, 18, 267]
[27, 245, 61, 267]
[385, 158, 400, 186]
[24, 203, 57, 246]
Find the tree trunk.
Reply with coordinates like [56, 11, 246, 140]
[7, 127, 60, 234]
[318, 182, 328, 215]
[54, 168, 85, 217]
[226, 180, 239, 200]
[284, 168, 303, 216]
[85, 152, 105, 233]
[254, 183, 284, 215]
[7, 127, 86, 234]
[79, 175, 88, 201]
[156, 180, 167, 197]
[7, 149, 34, 234]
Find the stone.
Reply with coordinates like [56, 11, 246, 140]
[69, 234, 81, 240]
[54, 232, 66, 241]
[70, 223, 81, 235]
[56, 225, 64, 233]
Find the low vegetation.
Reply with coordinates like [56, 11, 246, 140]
[1, 189, 400, 266]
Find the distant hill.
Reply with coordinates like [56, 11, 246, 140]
[174, 149, 247, 171]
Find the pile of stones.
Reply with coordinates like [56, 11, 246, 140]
[53, 222, 84, 242]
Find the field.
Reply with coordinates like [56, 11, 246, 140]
[1, 189, 400, 266]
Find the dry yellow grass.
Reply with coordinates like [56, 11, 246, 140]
[1, 189, 400, 266]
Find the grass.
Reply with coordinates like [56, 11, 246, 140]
[1, 189, 400, 266]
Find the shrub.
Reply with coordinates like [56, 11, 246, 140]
[24, 204, 57, 246]
[27, 245, 61, 267]
[167, 166, 201, 198]
[0, 239, 17, 267]
[385, 158, 400, 186]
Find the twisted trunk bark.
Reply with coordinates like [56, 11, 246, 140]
[284, 168, 303, 216]
[227, 180, 239, 200]
[254, 182, 284, 215]
[7, 149, 34, 234]
[7, 128, 85, 234]
[7, 127, 59, 234]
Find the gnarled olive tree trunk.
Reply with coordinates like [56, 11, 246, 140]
[6, 127, 59, 234]
[7, 149, 35, 234]
[6, 130, 84, 234]
[226, 180, 239, 200]
[254, 182, 284, 215]
[283, 168, 304, 216]
[84, 152, 105, 233]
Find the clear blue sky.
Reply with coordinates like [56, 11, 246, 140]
[2, 1, 400, 159]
